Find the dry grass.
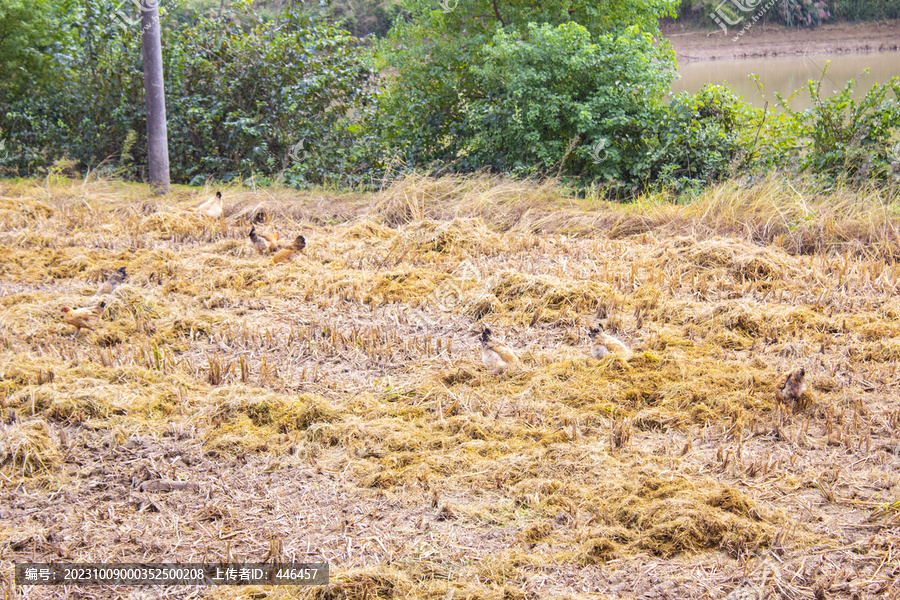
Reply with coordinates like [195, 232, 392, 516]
[1, 173, 899, 599]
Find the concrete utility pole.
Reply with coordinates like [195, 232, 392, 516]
[141, 0, 170, 194]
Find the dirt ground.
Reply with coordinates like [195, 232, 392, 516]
[1, 175, 899, 599]
[663, 19, 900, 62]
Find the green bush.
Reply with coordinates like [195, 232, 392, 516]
[461, 23, 676, 182]
[163, 11, 375, 185]
[673, 0, 832, 29]
[753, 72, 900, 183]
[378, 0, 684, 189]
[0, 0, 58, 101]
[1, 0, 146, 175]
[325, 0, 402, 38]
[828, 0, 900, 21]
[2, 0, 896, 194]
[379, 11, 749, 193]
[1, 2, 377, 186]
[676, 0, 900, 27]
[779, 0, 830, 27]
[652, 85, 757, 193]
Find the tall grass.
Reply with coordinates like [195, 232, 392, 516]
[365, 172, 900, 259]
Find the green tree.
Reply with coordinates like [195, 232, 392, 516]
[2, 3, 376, 185]
[463, 22, 675, 180]
[326, 0, 402, 37]
[0, 0, 57, 101]
[378, 0, 679, 184]
[163, 9, 374, 184]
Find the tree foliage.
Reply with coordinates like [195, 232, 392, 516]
[163, 10, 374, 185]
[461, 23, 676, 180]
[1, 1, 376, 185]
[378, 0, 682, 185]
[674, 0, 899, 27]
[1, 0, 897, 193]
[754, 72, 900, 183]
[0, 0, 58, 101]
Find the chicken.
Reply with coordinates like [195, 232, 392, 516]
[249, 225, 279, 255]
[95, 266, 127, 296]
[588, 326, 631, 359]
[187, 191, 223, 219]
[775, 367, 806, 404]
[271, 235, 306, 264]
[60, 301, 105, 338]
[588, 328, 610, 359]
[480, 327, 520, 373]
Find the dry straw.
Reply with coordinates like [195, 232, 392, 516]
[1, 173, 898, 599]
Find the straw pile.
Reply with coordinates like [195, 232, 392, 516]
[1, 174, 898, 599]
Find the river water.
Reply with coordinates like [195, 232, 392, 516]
[671, 51, 900, 109]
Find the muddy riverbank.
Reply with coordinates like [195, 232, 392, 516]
[663, 19, 900, 63]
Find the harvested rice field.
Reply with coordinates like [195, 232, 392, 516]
[1, 174, 899, 600]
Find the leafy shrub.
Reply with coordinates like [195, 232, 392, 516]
[377, 0, 680, 171]
[672, 0, 833, 29]
[827, 0, 900, 21]
[0, 0, 57, 101]
[380, 15, 750, 193]
[1, 0, 146, 175]
[163, 11, 375, 185]
[1, 2, 377, 186]
[2, 0, 896, 195]
[652, 85, 757, 193]
[676, 0, 900, 27]
[325, 0, 402, 38]
[461, 23, 676, 182]
[779, 0, 830, 27]
[754, 72, 900, 183]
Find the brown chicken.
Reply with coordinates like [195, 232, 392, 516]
[480, 328, 520, 373]
[588, 326, 631, 360]
[272, 235, 306, 264]
[249, 225, 280, 254]
[187, 191, 223, 219]
[95, 266, 127, 296]
[61, 301, 106, 338]
[775, 367, 806, 404]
